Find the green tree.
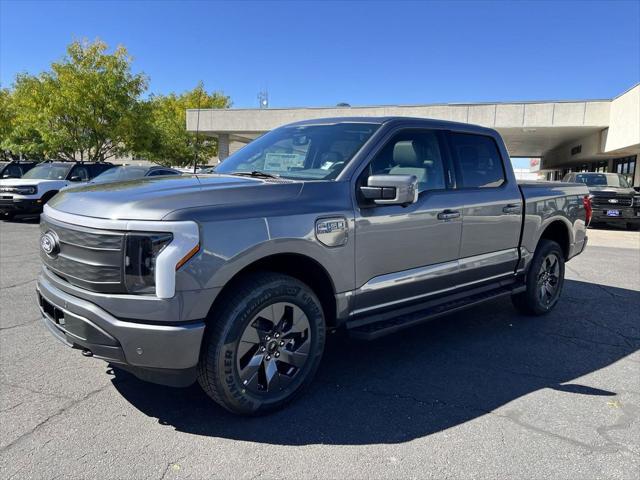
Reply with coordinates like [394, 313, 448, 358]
[141, 83, 230, 167]
[2, 40, 150, 162]
[0, 88, 16, 160]
[1, 77, 49, 160]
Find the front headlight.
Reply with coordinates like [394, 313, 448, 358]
[16, 186, 37, 195]
[124, 233, 173, 294]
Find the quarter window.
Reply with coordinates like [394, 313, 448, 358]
[451, 133, 505, 188]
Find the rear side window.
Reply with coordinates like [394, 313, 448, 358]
[6, 165, 21, 177]
[451, 133, 505, 188]
[70, 165, 89, 181]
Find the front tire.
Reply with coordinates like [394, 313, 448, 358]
[627, 222, 640, 231]
[512, 239, 565, 315]
[197, 272, 326, 415]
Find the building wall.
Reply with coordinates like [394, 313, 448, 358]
[605, 85, 640, 154]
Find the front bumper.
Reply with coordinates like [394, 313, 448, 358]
[36, 272, 206, 387]
[591, 206, 640, 223]
[0, 197, 42, 214]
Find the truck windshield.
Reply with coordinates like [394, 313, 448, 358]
[575, 173, 630, 188]
[214, 123, 380, 180]
[22, 163, 73, 180]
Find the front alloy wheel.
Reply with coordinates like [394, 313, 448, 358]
[197, 272, 325, 415]
[237, 302, 311, 394]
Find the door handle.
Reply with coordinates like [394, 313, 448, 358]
[503, 204, 522, 214]
[437, 209, 461, 220]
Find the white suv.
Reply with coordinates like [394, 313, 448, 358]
[0, 161, 114, 219]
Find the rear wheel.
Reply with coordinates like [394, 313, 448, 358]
[197, 272, 325, 415]
[512, 239, 565, 315]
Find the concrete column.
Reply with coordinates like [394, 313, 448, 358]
[218, 134, 230, 162]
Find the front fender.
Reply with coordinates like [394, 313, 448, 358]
[175, 213, 355, 295]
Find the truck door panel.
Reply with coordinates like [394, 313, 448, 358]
[449, 132, 522, 282]
[353, 129, 463, 313]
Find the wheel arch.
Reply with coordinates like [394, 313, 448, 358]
[204, 252, 339, 329]
[538, 219, 571, 259]
[40, 189, 59, 203]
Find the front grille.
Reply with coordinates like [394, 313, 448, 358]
[591, 195, 633, 207]
[40, 217, 126, 293]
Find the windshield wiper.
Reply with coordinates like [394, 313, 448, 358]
[230, 170, 280, 179]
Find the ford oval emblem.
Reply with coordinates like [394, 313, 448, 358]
[41, 231, 60, 257]
[608, 198, 618, 204]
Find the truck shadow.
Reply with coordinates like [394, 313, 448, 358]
[109, 279, 639, 445]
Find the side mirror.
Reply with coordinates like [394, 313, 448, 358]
[360, 174, 418, 206]
[69, 175, 82, 182]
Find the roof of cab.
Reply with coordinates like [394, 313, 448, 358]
[284, 116, 496, 134]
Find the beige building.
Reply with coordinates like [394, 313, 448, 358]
[186, 83, 640, 185]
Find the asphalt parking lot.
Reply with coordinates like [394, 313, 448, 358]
[1, 218, 639, 479]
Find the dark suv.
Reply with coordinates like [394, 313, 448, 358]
[562, 172, 639, 230]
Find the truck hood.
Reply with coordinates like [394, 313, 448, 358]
[47, 174, 304, 221]
[588, 186, 636, 196]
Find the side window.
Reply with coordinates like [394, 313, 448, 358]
[94, 164, 113, 178]
[148, 169, 171, 176]
[7, 165, 22, 177]
[365, 130, 446, 193]
[70, 165, 89, 181]
[451, 133, 505, 188]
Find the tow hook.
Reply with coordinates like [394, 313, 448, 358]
[81, 349, 93, 357]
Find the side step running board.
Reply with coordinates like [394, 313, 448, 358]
[348, 285, 517, 341]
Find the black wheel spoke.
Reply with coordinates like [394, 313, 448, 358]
[236, 301, 312, 394]
[264, 358, 281, 391]
[278, 349, 308, 369]
[239, 352, 264, 384]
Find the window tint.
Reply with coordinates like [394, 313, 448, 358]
[6, 165, 22, 177]
[23, 163, 73, 180]
[148, 169, 177, 177]
[71, 166, 89, 181]
[365, 130, 446, 192]
[575, 173, 630, 188]
[89, 164, 112, 178]
[451, 133, 505, 188]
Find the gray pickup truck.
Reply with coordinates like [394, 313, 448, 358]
[36, 117, 590, 414]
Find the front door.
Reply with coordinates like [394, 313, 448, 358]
[353, 129, 463, 314]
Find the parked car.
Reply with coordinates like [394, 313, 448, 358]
[84, 165, 182, 184]
[562, 172, 639, 230]
[0, 161, 114, 219]
[0, 160, 37, 179]
[36, 117, 590, 415]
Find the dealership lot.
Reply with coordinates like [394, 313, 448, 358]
[0, 219, 638, 479]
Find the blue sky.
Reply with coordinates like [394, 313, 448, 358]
[1, 0, 638, 111]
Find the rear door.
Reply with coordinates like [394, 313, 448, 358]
[448, 131, 522, 283]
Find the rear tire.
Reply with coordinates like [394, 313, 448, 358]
[512, 239, 565, 316]
[197, 272, 326, 415]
